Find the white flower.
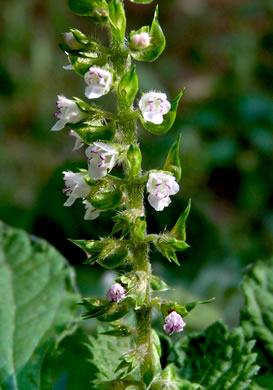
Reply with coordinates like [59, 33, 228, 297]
[84, 66, 112, 99]
[139, 92, 171, 125]
[131, 32, 151, 49]
[69, 130, 84, 151]
[51, 95, 84, 131]
[82, 200, 100, 220]
[146, 172, 179, 211]
[62, 171, 90, 207]
[85, 142, 118, 180]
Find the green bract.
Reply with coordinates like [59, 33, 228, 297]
[154, 235, 190, 266]
[68, 0, 109, 22]
[127, 144, 142, 177]
[70, 238, 129, 269]
[70, 120, 116, 143]
[130, 0, 153, 4]
[140, 89, 185, 135]
[129, 6, 165, 62]
[109, 0, 126, 42]
[88, 183, 123, 210]
[151, 275, 169, 292]
[118, 67, 139, 108]
[170, 200, 191, 241]
[81, 298, 132, 321]
[163, 135, 182, 182]
[68, 52, 109, 76]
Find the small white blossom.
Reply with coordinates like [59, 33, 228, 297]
[107, 283, 127, 302]
[139, 92, 171, 125]
[146, 172, 179, 211]
[52, 95, 84, 131]
[62, 171, 90, 207]
[85, 142, 118, 180]
[164, 311, 186, 335]
[84, 66, 112, 99]
[69, 130, 84, 151]
[82, 200, 100, 220]
[131, 32, 151, 49]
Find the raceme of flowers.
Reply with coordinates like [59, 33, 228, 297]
[139, 92, 171, 125]
[52, 95, 84, 131]
[163, 311, 186, 335]
[146, 172, 180, 211]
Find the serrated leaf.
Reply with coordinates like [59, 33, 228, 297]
[0, 222, 80, 389]
[173, 321, 259, 389]
[129, 6, 165, 62]
[241, 258, 273, 387]
[86, 326, 132, 384]
[140, 88, 185, 135]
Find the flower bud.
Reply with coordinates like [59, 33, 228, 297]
[107, 283, 127, 302]
[130, 32, 150, 50]
[84, 66, 113, 99]
[63, 32, 83, 50]
[146, 172, 179, 211]
[51, 95, 84, 131]
[163, 311, 186, 335]
[139, 92, 171, 125]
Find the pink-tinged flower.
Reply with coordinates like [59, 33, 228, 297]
[164, 311, 186, 335]
[84, 66, 112, 99]
[139, 92, 171, 125]
[131, 32, 151, 49]
[85, 142, 118, 180]
[82, 200, 100, 220]
[146, 172, 179, 211]
[69, 130, 84, 151]
[51, 95, 84, 131]
[107, 283, 127, 303]
[62, 171, 90, 207]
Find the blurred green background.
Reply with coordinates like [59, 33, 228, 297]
[0, 0, 273, 377]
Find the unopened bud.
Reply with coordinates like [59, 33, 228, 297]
[63, 32, 83, 50]
[131, 32, 151, 50]
[163, 311, 186, 335]
[107, 283, 127, 302]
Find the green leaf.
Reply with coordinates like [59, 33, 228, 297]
[140, 88, 185, 135]
[0, 222, 80, 389]
[170, 200, 191, 242]
[173, 321, 259, 389]
[241, 258, 273, 386]
[100, 322, 134, 337]
[86, 326, 132, 385]
[163, 135, 182, 182]
[116, 344, 148, 379]
[70, 120, 116, 144]
[118, 67, 139, 109]
[129, 6, 165, 62]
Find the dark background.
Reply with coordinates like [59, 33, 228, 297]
[1, 0, 272, 345]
